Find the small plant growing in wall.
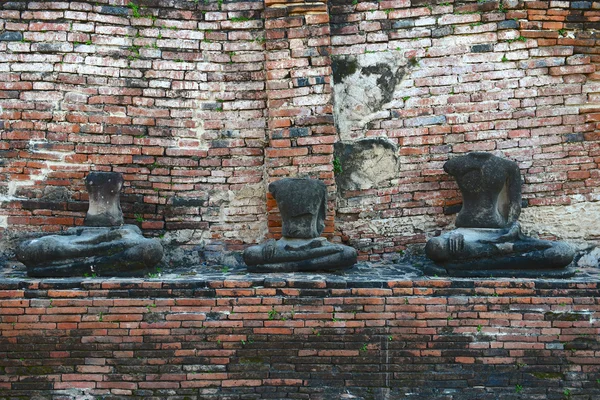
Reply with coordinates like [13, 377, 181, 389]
[128, 2, 141, 18]
[407, 56, 419, 67]
[230, 16, 250, 22]
[333, 157, 342, 175]
[147, 268, 161, 278]
[515, 384, 523, 393]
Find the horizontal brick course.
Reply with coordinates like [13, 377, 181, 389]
[1, 277, 599, 399]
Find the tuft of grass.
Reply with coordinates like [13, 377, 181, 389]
[230, 16, 250, 22]
[333, 157, 342, 175]
[128, 2, 141, 18]
[515, 384, 523, 393]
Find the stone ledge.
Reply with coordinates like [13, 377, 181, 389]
[1, 262, 598, 292]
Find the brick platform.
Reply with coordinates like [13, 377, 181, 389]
[1, 271, 599, 399]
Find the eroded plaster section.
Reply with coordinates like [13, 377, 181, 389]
[520, 201, 600, 242]
[334, 138, 400, 192]
[0, 140, 77, 202]
[217, 182, 268, 244]
[339, 214, 453, 253]
[332, 52, 406, 139]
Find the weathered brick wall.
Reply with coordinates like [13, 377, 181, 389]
[0, 0, 270, 257]
[1, 277, 599, 399]
[1, 0, 600, 262]
[329, 0, 600, 260]
[264, 0, 338, 238]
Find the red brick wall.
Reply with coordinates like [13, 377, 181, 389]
[1, 278, 599, 399]
[1, 0, 600, 260]
[329, 0, 600, 260]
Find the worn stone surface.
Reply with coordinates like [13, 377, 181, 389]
[446, 152, 522, 229]
[520, 202, 600, 241]
[84, 172, 124, 227]
[244, 236, 357, 272]
[14, 172, 162, 277]
[269, 178, 327, 239]
[244, 178, 357, 272]
[332, 52, 406, 139]
[16, 225, 163, 277]
[425, 227, 576, 278]
[334, 138, 399, 192]
[425, 153, 576, 276]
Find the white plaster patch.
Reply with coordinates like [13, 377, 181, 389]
[577, 247, 600, 268]
[520, 201, 600, 242]
[332, 52, 406, 139]
[335, 138, 400, 192]
[162, 229, 210, 245]
[217, 182, 268, 243]
[1, 140, 76, 200]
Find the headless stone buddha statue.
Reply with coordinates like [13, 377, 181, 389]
[425, 152, 575, 277]
[16, 172, 163, 277]
[244, 178, 357, 272]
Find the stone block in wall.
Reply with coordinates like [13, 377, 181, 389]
[334, 138, 399, 192]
